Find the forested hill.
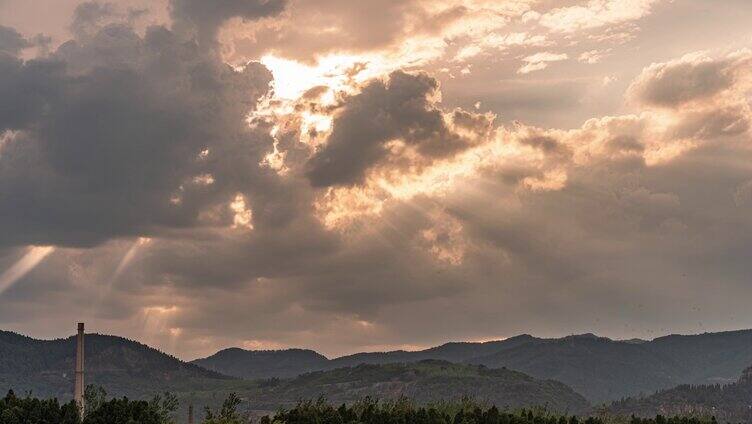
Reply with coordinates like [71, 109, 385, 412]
[468, 331, 752, 403]
[0, 330, 232, 400]
[193, 347, 329, 380]
[247, 360, 591, 414]
[608, 365, 752, 423]
[193, 330, 752, 403]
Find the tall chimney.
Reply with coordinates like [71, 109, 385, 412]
[75, 322, 85, 418]
[188, 404, 194, 424]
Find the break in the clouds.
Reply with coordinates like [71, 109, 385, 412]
[0, 0, 751, 359]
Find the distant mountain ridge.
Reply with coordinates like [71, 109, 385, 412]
[193, 330, 752, 403]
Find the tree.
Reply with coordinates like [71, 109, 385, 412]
[202, 393, 244, 424]
[0, 390, 80, 424]
[83, 397, 163, 424]
[83, 385, 107, 418]
[150, 392, 179, 424]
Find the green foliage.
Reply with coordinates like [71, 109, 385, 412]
[263, 398, 720, 424]
[84, 384, 107, 417]
[248, 360, 590, 414]
[0, 390, 80, 424]
[202, 392, 244, 424]
[149, 391, 179, 423]
[82, 397, 164, 424]
[609, 378, 752, 423]
[79, 386, 179, 424]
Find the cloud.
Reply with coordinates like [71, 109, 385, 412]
[305, 71, 482, 187]
[169, 0, 286, 48]
[537, 0, 658, 33]
[628, 51, 751, 107]
[0, 25, 30, 55]
[578, 49, 609, 64]
[518, 51, 568, 74]
[0, 10, 277, 248]
[3, 1, 752, 360]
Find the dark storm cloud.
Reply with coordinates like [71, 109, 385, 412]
[70, 1, 117, 38]
[0, 25, 29, 55]
[169, 0, 287, 48]
[305, 71, 473, 187]
[0, 4, 284, 248]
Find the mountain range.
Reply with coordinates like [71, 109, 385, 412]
[193, 330, 752, 403]
[4, 328, 752, 422]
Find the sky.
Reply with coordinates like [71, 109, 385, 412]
[0, 0, 751, 360]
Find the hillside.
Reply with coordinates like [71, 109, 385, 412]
[0, 330, 236, 400]
[608, 366, 752, 423]
[467, 334, 681, 403]
[192, 348, 329, 380]
[468, 331, 752, 403]
[247, 360, 591, 414]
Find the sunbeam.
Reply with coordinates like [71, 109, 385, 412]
[112, 237, 150, 282]
[0, 246, 55, 296]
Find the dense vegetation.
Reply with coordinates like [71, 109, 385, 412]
[0, 387, 174, 424]
[608, 366, 752, 423]
[192, 330, 752, 403]
[260, 398, 720, 424]
[248, 360, 590, 414]
[0, 390, 725, 424]
[0, 390, 79, 424]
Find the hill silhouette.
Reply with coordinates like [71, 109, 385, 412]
[193, 347, 329, 380]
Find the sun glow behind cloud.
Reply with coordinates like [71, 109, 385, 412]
[260, 54, 384, 101]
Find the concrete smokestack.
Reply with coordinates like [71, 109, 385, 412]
[188, 404, 194, 424]
[75, 322, 85, 417]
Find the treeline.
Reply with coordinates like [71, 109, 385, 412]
[0, 390, 726, 424]
[0, 387, 245, 424]
[261, 398, 722, 424]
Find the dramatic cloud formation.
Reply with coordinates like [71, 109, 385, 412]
[0, 0, 751, 359]
[0, 1, 278, 247]
[306, 71, 482, 187]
